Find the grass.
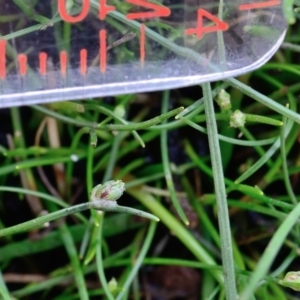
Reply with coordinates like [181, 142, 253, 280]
[1, 1, 300, 300]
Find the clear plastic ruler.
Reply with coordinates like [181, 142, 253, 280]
[0, 0, 286, 107]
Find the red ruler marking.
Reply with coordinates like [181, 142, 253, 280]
[58, 0, 90, 23]
[126, 0, 171, 19]
[185, 9, 229, 39]
[39, 52, 47, 75]
[140, 24, 145, 65]
[18, 54, 27, 76]
[99, 0, 116, 20]
[239, 0, 280, 10]
[99, 30, 107, 73]
[60, 51, 68, 77]
[80, 49, 87, 75]
[0, 40, 6, 79]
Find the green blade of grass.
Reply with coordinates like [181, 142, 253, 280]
[240, 202, 300, 300]
[202, 82, 237, 300]
[161, 90, 189, 225]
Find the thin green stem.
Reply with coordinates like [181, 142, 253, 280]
[12, 0, 51, 24]
[202, 82, 237, 299]
[84, 125, 124, 287]
[96, 214, 114, 300]
[81, 139, 99, 263]
[59, 223, 89, 300]
[0, 201, 158, 237]
[0, 202, 89, 237]
[226, 78, 300, 125]
[97, 106, 184, 131]
[182, 118, 277, 146]
[0, 271, 10, 300]
[280, 113, 298, 205]
[0, 285, 10, 300]
[244, 113, 283, 126]
[281, 42, 300, 52]
[240, 202, 300, 300]
[235, 118, 293, 184]
[217, 0, 226, 69]
[32, 104, 99, 128]
[84, 104, 144, 147]
[115, 221, 157, 300]
[32, 104, 183, 131]
[161, 91, 188, 225]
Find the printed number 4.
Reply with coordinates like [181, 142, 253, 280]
[185, 9, 229, 39]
